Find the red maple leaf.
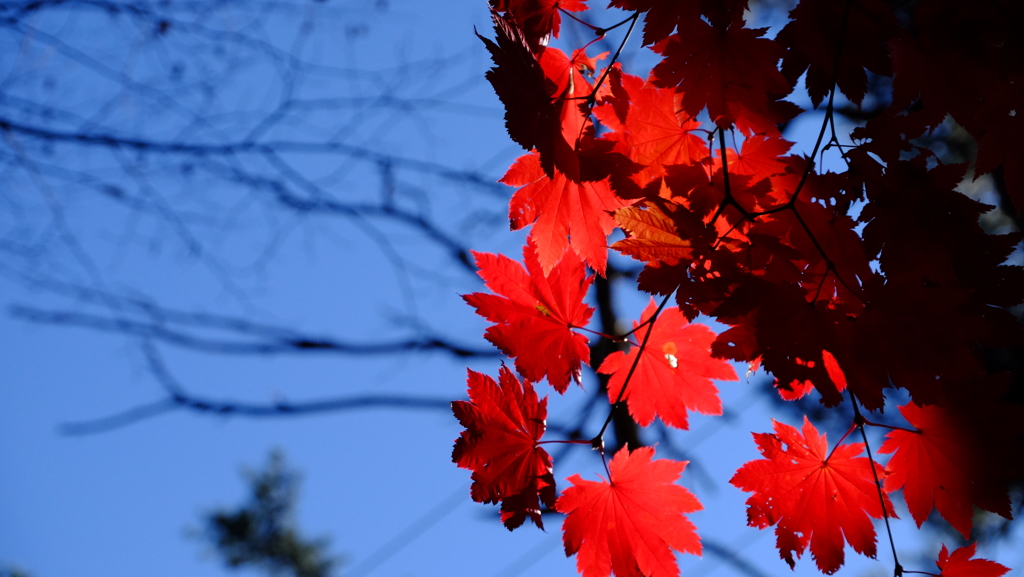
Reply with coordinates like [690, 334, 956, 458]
[774, 0, 895, 107]
[936, 543, 1010, 577]
[770, 350, 847, 402]
[478, 13, 590, 180]
[462, 236, 594, 393]
[877, 402, 1012, 539]
[597, 298, 737, 429]
[503, 150, 629, 275]
[650, 16, 798, 133]
[490, 0, 588, 51]
[452, 366, 556, 530]
[730, 417, 895, 575]
[477, 14, 560, 157]
[711, 282, 853, 408]
[611, 201, 708, 266]
[556, 445, 702, 577]
[607, 0, 747, 45]
[593, 69, 708, 187]
[605, 0, 697, 47]
[725, 133, 793, 184]
[536, 45, 606, 181]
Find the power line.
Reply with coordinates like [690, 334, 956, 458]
[345, 486, 467, 577]
[490, 535, 562, 577]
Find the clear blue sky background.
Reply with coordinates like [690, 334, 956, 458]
[1, 1, 1021, 577]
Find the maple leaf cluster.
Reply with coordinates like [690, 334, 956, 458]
[452, 0, 1024, 576]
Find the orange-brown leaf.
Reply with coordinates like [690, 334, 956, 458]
[611, 204, 696, 265]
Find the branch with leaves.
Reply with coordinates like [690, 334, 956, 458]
[450, 1, 1024, 576]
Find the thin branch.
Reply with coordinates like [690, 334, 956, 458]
[850, 391, 903, 577]
[60, 342, 459, 436]
[60, 393, 458, 435]
[59, 399, 181, 436]
[861, 419, 919, 435]
[711, 127, 751, 222]
[823, 423, 857, 463]
[703, 0, 865, 305]
[11, 305, 499, 358]
[594, 291, 673, 442]
[0, 117, 507, 196]
[586, 12, 640, 104]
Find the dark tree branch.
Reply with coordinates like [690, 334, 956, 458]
[0, 117, 507, 196]
[60, 341, 462, 435]
[60, 399, 181, 436]
[60, 394, 458, 436]
[11, 304, 499, 358]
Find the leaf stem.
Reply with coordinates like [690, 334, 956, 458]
[861, 419, 920, 435]
[711, 128, 751, 222]
[595, 12, 639, 36]
[619, 315, 656, 338]
[850, 391, 903, 577]
[587, 12, 640, 103]
[823, 423, 858, 463]
[574, 326, 623, 342]
[574, 325, 639, 346]
[599, 443, 612, 483]
[559, 7, 603, 33]
[704, 0, 866, 306]
[593, 291, 673, 443]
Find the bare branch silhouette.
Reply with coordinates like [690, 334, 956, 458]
[60, 340, 461, 435]
[11, 304, 499, 357]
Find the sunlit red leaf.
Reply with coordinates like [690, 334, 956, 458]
[478, 13, 597, 180]
[463, 236, 594, 392]
[725, 134, 793, 183]
[452, 366, 556, 530]
[503, 150, 629, 275]
[489, 0, 588, 50]
[598, 298, 736, 429]
[594, 70, 708, 187]
[730, 417, 895, 575]
[936, 543, 1010, 577]
[611, 201, 707, 266]
[556, 445, 702, 577]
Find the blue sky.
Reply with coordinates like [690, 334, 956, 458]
[1, 1, 1022, 577]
